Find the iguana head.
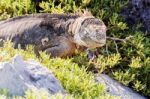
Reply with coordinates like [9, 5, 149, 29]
[72, 13, 107, 49]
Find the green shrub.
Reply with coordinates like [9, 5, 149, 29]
[0, 41, 113, 99]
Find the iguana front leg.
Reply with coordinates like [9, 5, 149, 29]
[45, 36, 77, 58]
[34, 36, 77, 58]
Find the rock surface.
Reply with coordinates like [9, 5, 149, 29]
[121, 0, 150, 36]
[0, 55, 64, 96]
[95, 74, 146, 99]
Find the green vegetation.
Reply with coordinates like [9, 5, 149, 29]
[0, 41, 115, 99]
[0, 0, 150, 98]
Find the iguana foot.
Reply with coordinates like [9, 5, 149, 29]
[86, 49, 95, 61]
[87, 48, 101, 61]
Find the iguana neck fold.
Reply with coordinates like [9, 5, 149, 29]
[71, 16, 95, 35]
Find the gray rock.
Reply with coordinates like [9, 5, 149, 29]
[0, 55, 64, 96]
[95, 74, 146, 99]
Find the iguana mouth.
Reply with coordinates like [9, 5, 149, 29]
[41, 44, 59, 52]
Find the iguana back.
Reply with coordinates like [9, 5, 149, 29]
[0, 13, 79, 47]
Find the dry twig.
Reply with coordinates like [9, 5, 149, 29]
[106, 36, 133, 53]
[105, 44, 109, 55]
[106, 36, 133, 43]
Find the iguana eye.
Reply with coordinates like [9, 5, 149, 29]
[84, 28, 90, 34]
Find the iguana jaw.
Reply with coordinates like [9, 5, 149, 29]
[73, 32, 106, 49]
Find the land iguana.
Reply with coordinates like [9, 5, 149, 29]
[0, 11, 107, 58]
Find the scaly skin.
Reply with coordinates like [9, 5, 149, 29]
[0, 12, 107, 58]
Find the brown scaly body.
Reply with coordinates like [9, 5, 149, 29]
[0, 11, 107, 57]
